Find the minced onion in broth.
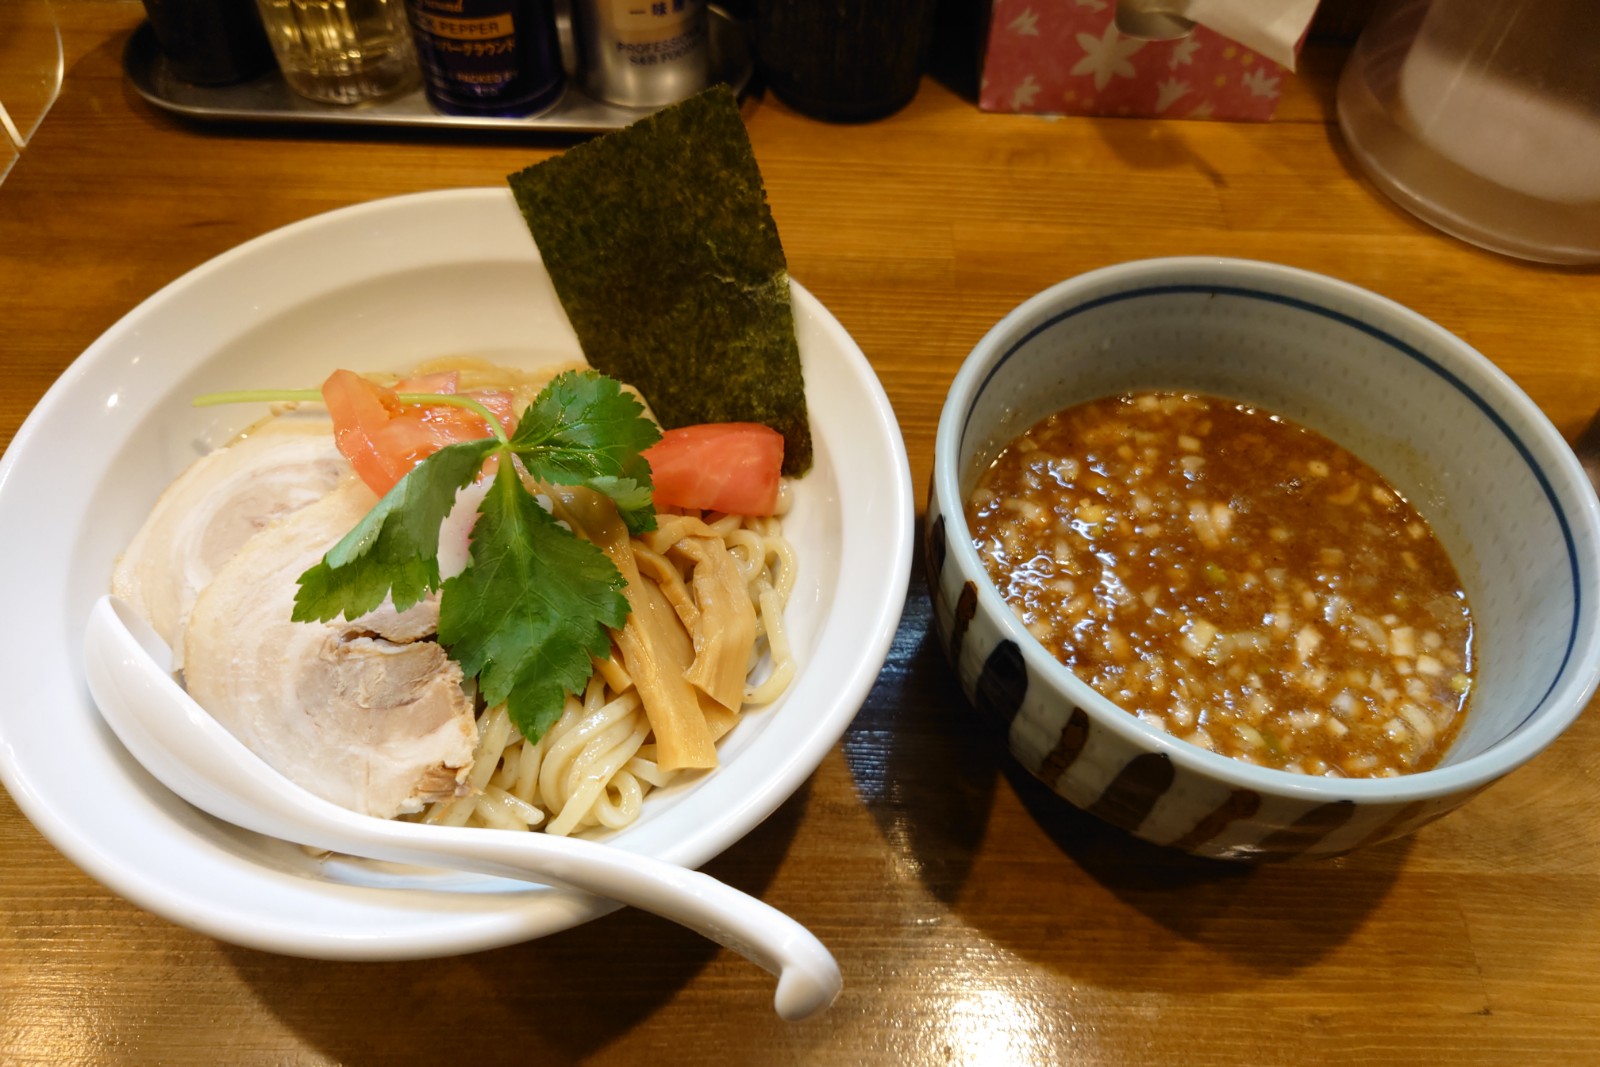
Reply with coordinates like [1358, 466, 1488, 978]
[965, 391, 1474, 778]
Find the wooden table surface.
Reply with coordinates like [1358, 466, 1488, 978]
[4, 4, 1599, 1064]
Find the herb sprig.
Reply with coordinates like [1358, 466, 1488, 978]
[203, 370, 661, 742]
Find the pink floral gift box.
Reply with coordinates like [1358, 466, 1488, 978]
[978, 1, 1297, 121]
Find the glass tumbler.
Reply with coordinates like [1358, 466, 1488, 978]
[0, 0, 62, 185]
[255, 0, 420, 105]
[1337, 0, 1600, 264]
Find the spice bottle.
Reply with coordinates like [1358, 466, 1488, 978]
[571, 0, 710, 109]
[405, 0, 565, 117]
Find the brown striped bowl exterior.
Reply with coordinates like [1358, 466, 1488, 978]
[928, 259, 1600, 861]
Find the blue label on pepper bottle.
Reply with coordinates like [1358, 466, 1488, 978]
[407, 0, 564, 116]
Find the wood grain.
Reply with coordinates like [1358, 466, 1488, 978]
[3, 4, 1599, 1064]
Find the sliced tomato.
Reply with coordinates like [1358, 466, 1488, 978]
[321, 369, 515, 496]
[322, 370, 410, 495]
[393, 372, 519, 440]
[644, 423, 785, 516]
[393, 371, 460, 394]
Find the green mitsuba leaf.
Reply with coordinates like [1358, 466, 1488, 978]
[437, 460, 630, 741]
[294, 438, 499, 623]
[290, 370, 659, 743]
[509, 370, 661, 533]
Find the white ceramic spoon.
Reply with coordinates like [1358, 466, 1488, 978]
[83, 594, 841, 1021]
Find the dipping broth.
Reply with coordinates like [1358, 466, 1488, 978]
[966, 392, 1474, 778]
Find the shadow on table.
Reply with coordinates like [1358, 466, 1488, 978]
[990, 748, 1415, 988]
[842, 524, 1411, 990]
[218, 781, 816, 1064]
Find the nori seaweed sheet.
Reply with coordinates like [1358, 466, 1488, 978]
[507, 85, 812, 476]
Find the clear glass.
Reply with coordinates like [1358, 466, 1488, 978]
[1337, 0, 1600, 264]
[0, 0, 63, 151]
[254, 0, 420, 106]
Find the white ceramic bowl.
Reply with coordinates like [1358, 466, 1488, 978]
[0, 188, 914, 957]
[926, 257, 1600, 860]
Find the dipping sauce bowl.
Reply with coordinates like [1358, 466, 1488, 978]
[926, 257, 1600, 860]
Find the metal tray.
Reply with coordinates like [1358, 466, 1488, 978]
[123, 7, 751, 135]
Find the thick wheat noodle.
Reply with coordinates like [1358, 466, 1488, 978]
[422, 704, 520, 828]
[483, 786, 546, 828]
[735, 520, 798, 603]
[369, 358, 797, 834]
[745, 587, 796, 704]
[538, 687, 651, 836]
[726, 520, 797, 703]
[419, 508, 797, 836]
[589, 766, 646, 829]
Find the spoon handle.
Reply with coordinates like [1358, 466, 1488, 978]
[360, 817, 842, 1020]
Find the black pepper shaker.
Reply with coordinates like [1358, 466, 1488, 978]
[405, 0, 565, 117]
[753, 0, 936, 122]
[140, 0, 274, 86]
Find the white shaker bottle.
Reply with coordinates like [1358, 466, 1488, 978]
[571, 0, 710, 108]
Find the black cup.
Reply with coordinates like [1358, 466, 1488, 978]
[753, 0, 936, 122]
[141, 0, 275, 86]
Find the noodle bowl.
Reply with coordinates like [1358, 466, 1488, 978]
[13, 185, 910, 958]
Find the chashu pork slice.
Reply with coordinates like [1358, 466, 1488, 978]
[112, 409, 349, 666]
[182, 478, 477, 819]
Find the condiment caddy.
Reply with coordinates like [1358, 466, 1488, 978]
[123, 6, 750, 135]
